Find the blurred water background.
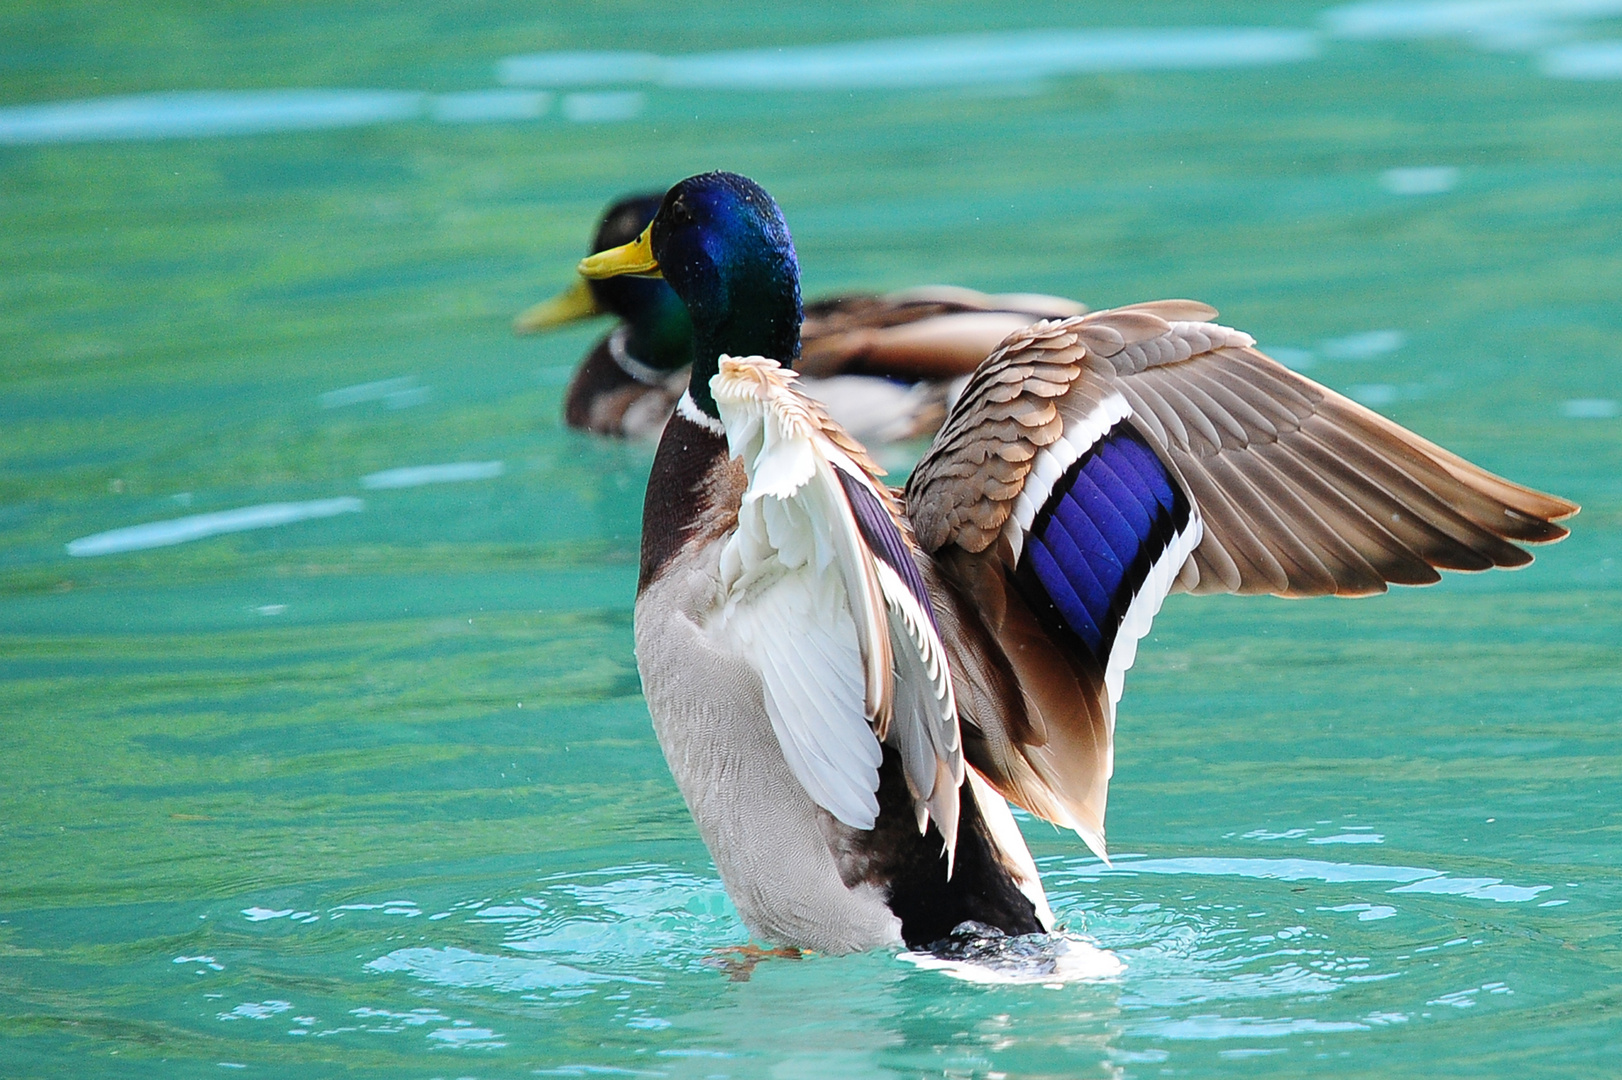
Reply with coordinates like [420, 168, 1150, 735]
[3, 1, 1620, 1076]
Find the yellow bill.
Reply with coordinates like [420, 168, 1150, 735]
[512, 277, 603, 335]
[577, 224, 660, 279]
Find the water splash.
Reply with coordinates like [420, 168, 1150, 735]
[899, 922, 1124, 985]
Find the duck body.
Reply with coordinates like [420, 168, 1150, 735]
[582, 172, 1578, 954]
[520, 193, 1085, 443]
[634, 403, 1048, 950]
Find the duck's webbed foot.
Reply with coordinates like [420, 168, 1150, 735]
[704, 944, 806, 982]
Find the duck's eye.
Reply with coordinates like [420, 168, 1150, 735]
[668, 198, 693, 226]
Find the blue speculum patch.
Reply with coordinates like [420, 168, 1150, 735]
[1020, 423, 1189, 661]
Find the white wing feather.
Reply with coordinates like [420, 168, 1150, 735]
[711, 356, 963, 850]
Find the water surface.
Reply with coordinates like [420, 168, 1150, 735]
[2, 2, 1620, 1076]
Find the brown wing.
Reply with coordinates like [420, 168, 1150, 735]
[911, 301, 1576, 595]
[905, 301, 1577, 853]
[798, 286, 1088, 381]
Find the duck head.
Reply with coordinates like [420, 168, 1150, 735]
[514, 193, 695, 373]
[580, 172, 802, 419]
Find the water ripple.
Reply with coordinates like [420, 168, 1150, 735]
[1068, 855, 1551, 902]
[366, 945, 647, 992]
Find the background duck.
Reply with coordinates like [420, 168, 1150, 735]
[581, 172, 1577, 955]
[517, 192, 1087, 444]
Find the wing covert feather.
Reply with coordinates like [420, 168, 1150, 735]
[905, 301, 1577, 854]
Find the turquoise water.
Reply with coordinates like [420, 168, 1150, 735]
[3, 2, 1620, 1075]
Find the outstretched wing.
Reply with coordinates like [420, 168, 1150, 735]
[906, 303, 1577, 857]
[711, 356, 964, 860]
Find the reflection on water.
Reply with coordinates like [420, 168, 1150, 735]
[560, 91, 647, 122]
[367, 945, 628, 991]
[1307, 831, 1385, 844]
[1141, 1013, 1386, 1038]
[218, 999, 293, 1021]
[1324, 0, 1622, 47]
[0, 88, 585, 144]
[319, 375, 423, 409]
[1561, 397, 1619, 418]
[1070, 854, 1552, 902]
[65, 496, 363, 556]
[0, 90, 425, 144]
[499, 28, 1320, 90]
[1380, 165, 1460, 194]
[427, 89, 553, 123]
[360, 460, 505, 489]
[102, 848, 1531, 1073]
[9, 10, 1619, 150]
[1544, 40, 1622, 76]
[293, 851, 1561, 1047]
[1319, 329, 1406, 359]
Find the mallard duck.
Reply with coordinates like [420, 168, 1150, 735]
[579, 171, 1578, 954]
[517, 192, 1086, 442]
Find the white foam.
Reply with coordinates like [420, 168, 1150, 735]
[899, 932, 1125, 985]
[501, 29, 1319, 92]
[67, 497, 363, 557]
[359, 461, 505, 489]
